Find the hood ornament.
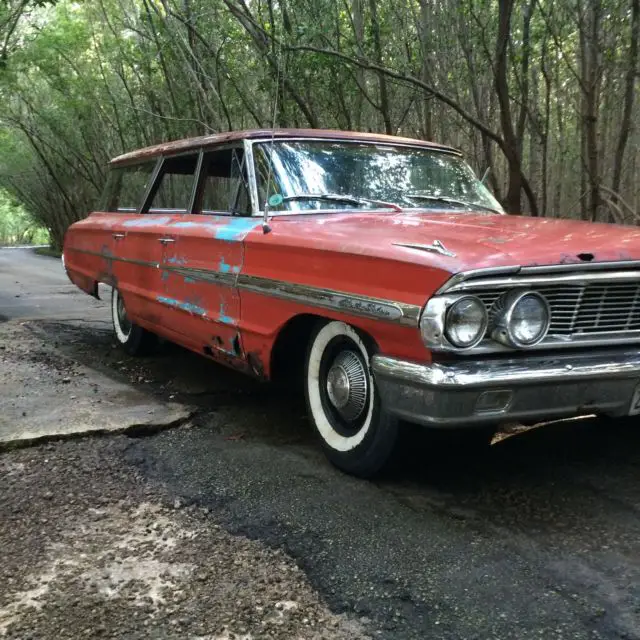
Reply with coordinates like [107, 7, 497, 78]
[393, 240, 456, 258]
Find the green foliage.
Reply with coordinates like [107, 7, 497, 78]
[0, 190, 49, 246]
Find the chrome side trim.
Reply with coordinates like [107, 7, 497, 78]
[70, 247, 159, 269]
[68, 247, 421, 326]
[237, 274, 421, 325]
[168, 266, 236, 288]
[371, 349, 640, 390]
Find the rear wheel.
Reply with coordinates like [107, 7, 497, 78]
[304, 320, 399, 477]
[111, 288, 156, 356]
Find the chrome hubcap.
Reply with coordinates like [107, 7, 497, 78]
[326, 350, 368, 421]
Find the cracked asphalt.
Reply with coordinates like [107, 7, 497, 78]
[2, 247, 640, 639]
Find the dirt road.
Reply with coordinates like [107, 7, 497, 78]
[2, 248, 640, 639]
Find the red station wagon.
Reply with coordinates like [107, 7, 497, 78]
[63, 129, 640, 476]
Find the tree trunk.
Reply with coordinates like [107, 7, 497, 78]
[368, 0, 392, 134]
[579, 0, 602, 221]
[611, 0, 639, 208]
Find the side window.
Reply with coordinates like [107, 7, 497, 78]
[201, 147, 251, 216]
[102, 162, 156, 212]
[148, 153, 198, 213]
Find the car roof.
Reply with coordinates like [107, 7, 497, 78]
[109, 128, 461, 166]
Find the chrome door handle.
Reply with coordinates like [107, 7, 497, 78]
[158, 237, 175, 244]
[112, 233, 125, 240]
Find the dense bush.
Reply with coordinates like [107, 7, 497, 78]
[0, 190, 49, 246]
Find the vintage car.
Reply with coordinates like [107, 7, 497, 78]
[63, 128, 640, 476]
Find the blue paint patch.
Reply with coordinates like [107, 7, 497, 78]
[214, 218, 262, 242]
[161, 271, 169, 282]
[218, 301, 236, 326]
[167, 256, 187, 265]
[218, 257, 241, 274]
[184, 277, 196, 284]
[157, 296, 206, 316]
[122, 216, 171, 228]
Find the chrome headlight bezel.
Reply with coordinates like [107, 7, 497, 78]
[444, 295, 488, 349]
[420, 294, 488, 351]
[491, 290, 550, 348]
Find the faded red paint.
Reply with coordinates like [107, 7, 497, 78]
[64, 129, 640, 382]
[65, 206, 640, 380]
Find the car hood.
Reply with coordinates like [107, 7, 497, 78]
[280, 211, 640, 273]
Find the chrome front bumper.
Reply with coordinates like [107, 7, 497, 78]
[371, 349, 640, 427]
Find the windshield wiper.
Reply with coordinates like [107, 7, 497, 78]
[281, 193, 402, 212]
[405, 193, 501, 214]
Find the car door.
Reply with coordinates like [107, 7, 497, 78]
[102, 158, 166, 330]
[158, 145, 260, 362]
[105, 153, 199, 336]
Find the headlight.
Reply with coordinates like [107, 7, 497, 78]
[492, 290, 550, 348]
[444, 296, 488, 348]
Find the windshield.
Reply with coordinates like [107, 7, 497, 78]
[253, 140, 503, 214]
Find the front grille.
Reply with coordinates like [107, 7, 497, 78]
[476, 282, 640, 337]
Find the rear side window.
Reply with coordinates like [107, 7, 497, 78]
[101, 162, 156, 212]
[147, 154, 199, 213]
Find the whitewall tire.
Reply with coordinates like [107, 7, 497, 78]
[304, 320, 399, 477]
[111, 288, 156, 356]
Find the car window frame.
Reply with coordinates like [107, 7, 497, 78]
[191, 142, 254, 217]
[139, 150, 203, 215]
[246, 137, 470, 217]
[100, 159, 160, 214]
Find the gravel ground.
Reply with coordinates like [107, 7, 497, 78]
[0, 436, 369, 640]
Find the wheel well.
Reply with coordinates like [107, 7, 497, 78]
[270, 314, 321, 384]
[269, 314, 379, 384]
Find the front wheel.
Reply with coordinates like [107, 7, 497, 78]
[304, 320, 398, 477]
[111, 288, 156, 356]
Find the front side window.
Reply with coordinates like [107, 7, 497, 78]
[200, 147, 251, 216]
[147, 153, 199, 213]
[254, 140, 503, 214]
[102, 162, 156, 212]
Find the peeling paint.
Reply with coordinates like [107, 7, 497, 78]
[247, 352, 266, 378]
[559, 253, 582, 264]
[214, 218, 261, 242]
[157, 296, 206, 316]
[123, 216, 171, 228]
[184, 277, 196, 284]
[218, 257, 241, 274]
[218, 301, 236, 326]
[160, 271, 169, 282]
[171, 221, 204, 229]
[167, 256, 187, 265]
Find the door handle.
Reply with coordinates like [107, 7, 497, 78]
[112, 233, 125, 240]
[158, 237, 175, 244]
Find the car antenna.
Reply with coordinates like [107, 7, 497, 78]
[262, 37, 285, 235]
